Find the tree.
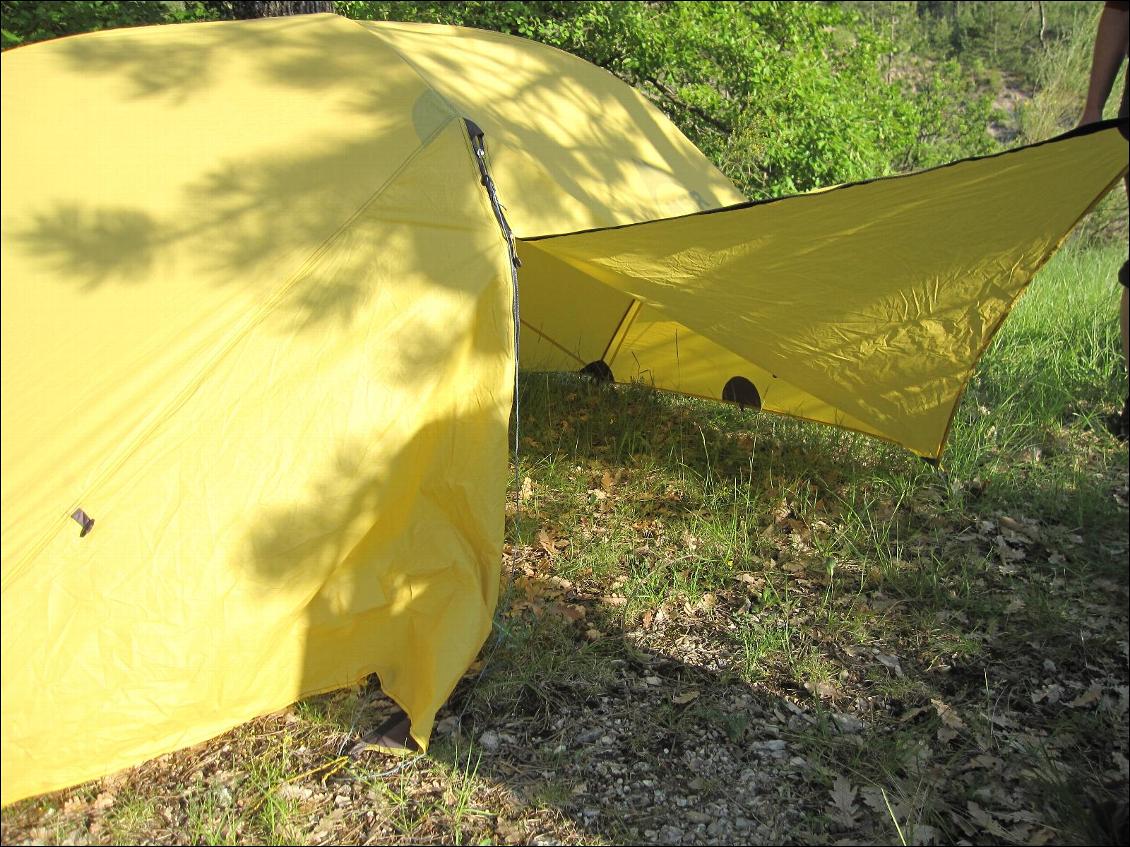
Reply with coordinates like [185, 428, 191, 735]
[201, 1, 335, 18]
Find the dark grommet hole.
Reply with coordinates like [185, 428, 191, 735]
[722, 376, 761, 411]
[580, 360, 614, 383]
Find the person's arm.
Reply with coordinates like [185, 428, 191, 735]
[1081, 2, 1129, 125]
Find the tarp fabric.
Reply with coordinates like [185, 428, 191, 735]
[520, 125, 1129, 457]
[1, 13, 1126, 806]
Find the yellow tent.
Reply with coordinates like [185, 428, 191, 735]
[1, 13, 1125, 805]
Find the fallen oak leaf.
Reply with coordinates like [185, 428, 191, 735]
[931, 698, 966, 730]
[556, 604, 586, 623]
[827, 776, 859, 826]
[966, 801, 1009, 838]
[1031, 684, 1064, 704]
[537, 530, 558, 560]
[1067, 684, 1103, 708]
[1004, 597, 1026, 614]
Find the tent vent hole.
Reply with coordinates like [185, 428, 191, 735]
[722, 376, 762, 411]
[580, 360, 614, 383]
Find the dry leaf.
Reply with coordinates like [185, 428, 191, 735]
[672, 689, 700, 705]
[737, 572, 765, 591]
[92, 792, 116, 812]
[998, 515, 1024, 533]
[1067, 684, 1102, 708]
[806, 680, 839, 700]
[537, 530, 558, 559]
[931, 698, 966, 730]
[827, 776, 858, 824]
[966, 801, 1008, 837]
[558, 604, 586, 623]
[909, 823, 940, 845]
[1031, 684, 1064, 704]
[900, 705, 930, 722]
[995, 535, 1026, 561]
[876, 652, 904, 676]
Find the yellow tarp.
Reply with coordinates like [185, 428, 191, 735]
[520, 124, 1129, 457]
[1, 12, 1126, 806]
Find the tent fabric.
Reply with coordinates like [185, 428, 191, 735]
[1, 14, 527, 806]
[1, 12, 1126, 806]
[1, 12, 742, 807]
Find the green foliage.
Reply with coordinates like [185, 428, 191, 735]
[339, 1, 997, 198]
[844, 1, 1103, 90]
[0, 1, 216, 49]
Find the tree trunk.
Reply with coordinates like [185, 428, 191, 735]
[205, 1, 336, 19]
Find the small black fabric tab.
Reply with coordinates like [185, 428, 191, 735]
[580, 360, 614, 382]
[722, 376, 761, 411]
[464, 118, 485, 141]
[71, 508, 95, 537]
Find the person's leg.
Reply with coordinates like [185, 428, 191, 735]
[1121, 279, 1129, 439]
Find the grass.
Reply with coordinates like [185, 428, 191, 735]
[2, 243, 1127, 845]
